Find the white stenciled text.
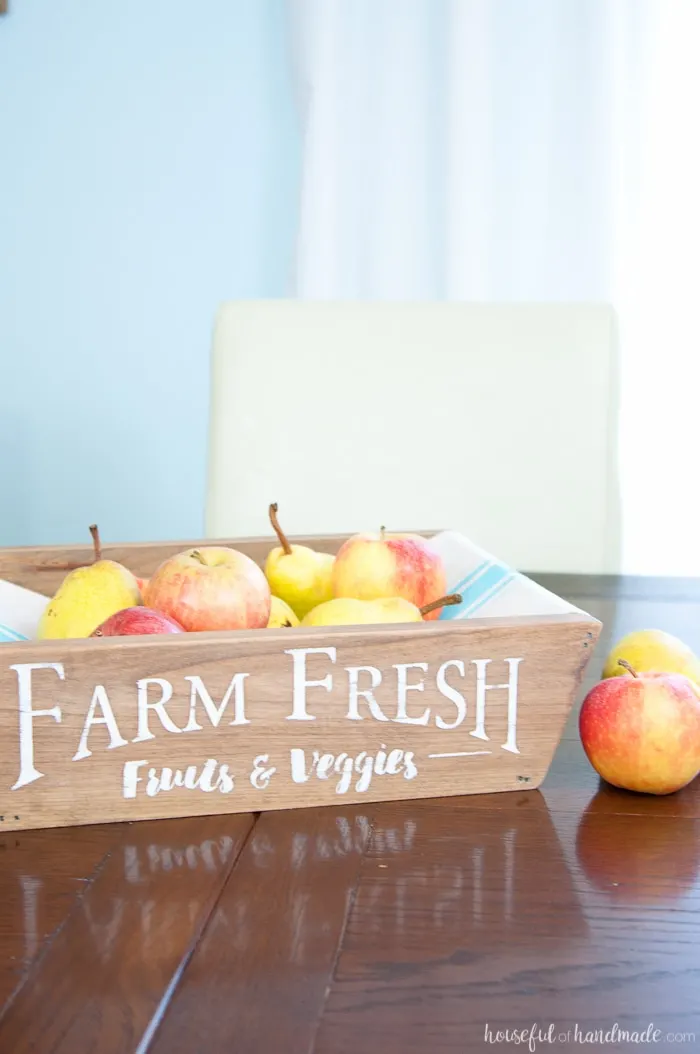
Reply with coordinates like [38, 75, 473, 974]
[290, 744, 418, 795]
[7, 647, 524, 794]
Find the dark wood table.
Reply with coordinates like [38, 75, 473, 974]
[1, 574, 699, 1053]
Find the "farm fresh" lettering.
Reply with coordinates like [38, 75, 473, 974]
[6, 646, 523, 799]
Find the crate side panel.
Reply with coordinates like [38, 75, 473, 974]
[0, 616, 599, 831]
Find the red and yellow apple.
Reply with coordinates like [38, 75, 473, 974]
[579, 661, 700, 794]
[332, 530, 447, 620]
[144, 547, 271, 632]
[91, 606, 184, 637]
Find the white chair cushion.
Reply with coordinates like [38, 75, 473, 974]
[206, 301, 620, 574]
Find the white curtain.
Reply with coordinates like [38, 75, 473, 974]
[286, 0, 700, 575]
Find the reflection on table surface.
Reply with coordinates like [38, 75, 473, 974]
[1, 573, 700, 1051]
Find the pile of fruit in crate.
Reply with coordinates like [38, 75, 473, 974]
[36, 504, 460, 641]
[580, 628, 700, 797]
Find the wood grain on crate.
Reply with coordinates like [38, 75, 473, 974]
[0, 532, 435, 595]
[0, 611, 599, 832]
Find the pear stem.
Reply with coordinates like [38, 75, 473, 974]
[89, 524, 102, 562]
[618, 659, 639, 678]
[269, 503, 292, 556]
[420, 593, 462, 617]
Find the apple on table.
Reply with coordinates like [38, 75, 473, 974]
[579, 659, 700, 795]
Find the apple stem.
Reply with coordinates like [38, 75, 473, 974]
[89, 524, 102, 562]
[618, 659, 639, 678]
[269, 503, 292, 556]
[190, 549, 206, 565]
[380, 525, 386, 540]
[420, 593, 462, 617]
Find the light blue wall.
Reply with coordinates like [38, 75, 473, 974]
[0, 0, 299, 546]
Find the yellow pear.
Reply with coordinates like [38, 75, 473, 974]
[602, 629, 700, 683]
[263, 503, 334, 619]
[301, 593, 461, 627]
[37, 524, 142, 640]
[267, 595, 300, 628]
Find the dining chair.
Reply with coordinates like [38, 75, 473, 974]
[204, 300, 621, 574]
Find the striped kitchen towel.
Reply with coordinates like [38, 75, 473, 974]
[429, 531, 582, 620]
[0, 579, 49, 642]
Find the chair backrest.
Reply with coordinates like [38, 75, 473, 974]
[205, 301, 621, 574]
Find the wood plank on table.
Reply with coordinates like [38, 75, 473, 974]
[149, 730, 700, 1052]
[148, 806, 375, 1054]
[0, 823, 122, 1009]
[543, 737, 700, 817]
[312, 796, 700, 1054]
[0, 814, 253, 1054]
[531, 572, 700, 603]
[147, 789, 579, 1054]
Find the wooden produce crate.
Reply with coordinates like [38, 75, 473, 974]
[0, 533, 601, 833]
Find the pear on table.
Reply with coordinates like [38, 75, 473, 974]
[37, 524, 142, 640]
[301, 593, 461, 627]
[602, 628, 700, 684]
[264, 503, 334, 620]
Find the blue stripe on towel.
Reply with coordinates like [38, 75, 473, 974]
[461, 571, 517, 616]
[0, 623, 28, 643]
[448, 560, 491, 598]
[439, 562, 516, 620]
